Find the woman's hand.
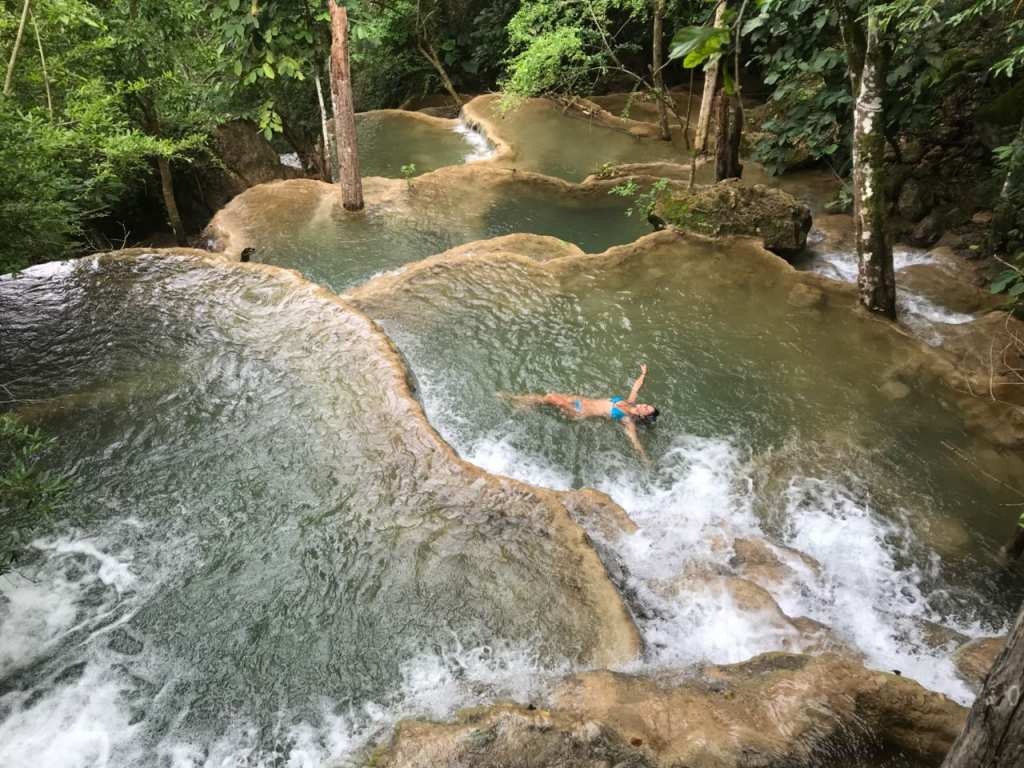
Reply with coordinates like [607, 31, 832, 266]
[639, 363, 648, 377]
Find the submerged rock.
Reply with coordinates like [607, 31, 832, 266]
[730, 536, 821, 590]
[651, 180, 812, 255]
[371, 654, 965, 768]
[953, 636, 1006, 692]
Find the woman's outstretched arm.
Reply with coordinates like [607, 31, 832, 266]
[622, 420, 650, 464]
[627, 364, 648, 403]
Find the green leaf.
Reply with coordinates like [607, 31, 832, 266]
[669, 26, 729, 68]
[1009, 281, 1024, 298]
[990, 270, 1018, 293]
[228, 0, 240, 10]
[262, 62, 275, 79]
[741, 16, 765, 36]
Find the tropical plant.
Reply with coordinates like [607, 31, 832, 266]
[0, 414, 66, 572]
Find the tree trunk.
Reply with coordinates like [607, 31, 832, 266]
[156, 156, 186, 245]
[694, 1, 727, 154]
[651, 0, 671, 141]
[138, 97, 186, 246]
[941, 603, 1024, 767]
[328, 0, 363, 211]
[850, 12, 896, 319]
[30, 9, 51, 118]
[715, 92, 743, 180]
[4, 0, 31, 96]
[993, 116, 1024, 251]
[314, 74, 335, 182]
[417, 39, 462, 108]
[327, 56, 341, 183]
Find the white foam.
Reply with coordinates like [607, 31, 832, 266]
[810, 246, 934, 283]
[0, 536, 136, 676]
[279, 152, 303, 170]
[777, 477, 982, 703]
[454, 120, 495, 163]
[0, 661, 140, 768]
[466, 436, 573, 490]
[448, 423, 992, 704]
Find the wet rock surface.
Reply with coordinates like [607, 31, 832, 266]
[953, 636, 1006, 692]
[372, 654, 966, 768]
[652, 180, 813, 255]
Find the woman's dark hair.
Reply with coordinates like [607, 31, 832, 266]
[637, 407, 660, 427]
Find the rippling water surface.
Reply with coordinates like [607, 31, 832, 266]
[223, 179, 650, 291]
[357, 113, 478, 177]
[353, 235, 1024, 701]
[0, 255, 629, 767]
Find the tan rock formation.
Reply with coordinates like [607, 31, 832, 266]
[372, 654, 966, 768]
[953, 636, 1007, 693]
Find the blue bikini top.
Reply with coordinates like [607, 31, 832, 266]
[609, 396, 627, 422]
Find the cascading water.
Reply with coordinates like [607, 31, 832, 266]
[349, 235, 1024, 707]
[3, 95, 1021, 768]
[0, 254, 636, 767]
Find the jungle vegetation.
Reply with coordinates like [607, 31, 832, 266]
[0, 0, 1021, 287]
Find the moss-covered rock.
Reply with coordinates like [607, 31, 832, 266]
[651, 180, 812, 255]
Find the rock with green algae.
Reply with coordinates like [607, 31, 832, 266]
[368, 653, 966, 768]
[651, 179, 812, 255]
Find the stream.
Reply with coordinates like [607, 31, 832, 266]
[2, 97, 1022, 768]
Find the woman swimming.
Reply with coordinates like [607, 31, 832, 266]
[506, 364, 659, 461]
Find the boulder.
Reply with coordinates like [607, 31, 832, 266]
[730, 536, 822, 590]
[651, 180, 812, 255]
[953, 636, 1006, 692]
[898, 177, 936, 223]
[181, 119, 303, 229]
[910, 211, 945, 247]
[655, 570, 852, 658]
[371, 654, 966, 768]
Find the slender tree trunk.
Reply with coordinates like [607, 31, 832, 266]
[694, 1, 727, 154]
[4, 0, 31, 96]
[302, 0, 335, 182]
[138, 97, 186, 245]
[994, 116, 1024, 251]
[30, 10, 51, 118]
[715, 92, 743, 180]
[652, 0, 671, 141]
[851, 12, 896, 318]
[941, 603, 1024, 767]
[314, 75, 334, 182]
[417, 39, 462, 108]
[156, 156, 186, 245]
[328, 0, 363, 211]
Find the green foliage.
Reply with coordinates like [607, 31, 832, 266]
[989, 263, 1024, 297]
[501, 0, 648, 100]
[744, 0, 851, 176]
[668, 25, 730, 68]
[401, 162, 417, 186]
[0, 0, 224, 273]
[609, 177, 670, 218]
[0, 414, 66, 572]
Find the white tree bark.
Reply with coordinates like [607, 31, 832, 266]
[4, 0, 31, 96]
[30, 9, 51, 119]
[694, 1, 727, 154]
[851, 12, 895, 318]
